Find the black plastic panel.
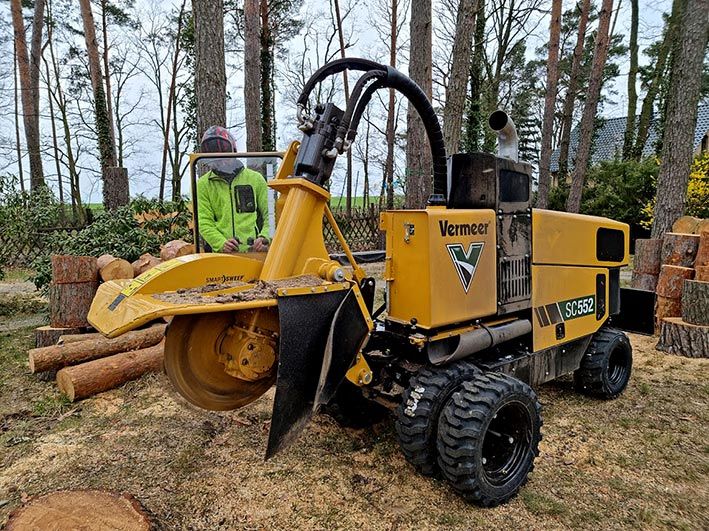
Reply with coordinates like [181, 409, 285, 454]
[597, 228, 625, 262]
[499, 170, 530, 202]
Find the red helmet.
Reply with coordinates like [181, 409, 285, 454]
[200, 125, 236, 153]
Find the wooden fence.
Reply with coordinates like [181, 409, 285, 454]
[0, 227, 85, 268]
[324, 205, 383, 252]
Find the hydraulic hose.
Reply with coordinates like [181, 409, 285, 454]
[297, 58, 388, 108]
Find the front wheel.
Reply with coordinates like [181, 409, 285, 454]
[436, 372, 542, 507]
[574, 327, 632, 399]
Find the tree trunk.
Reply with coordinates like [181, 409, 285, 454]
[535, 0, 562, 209]
[682, 279, 709, 326]
[443, 0, 477, 154]
[630, 271, 658, 291]
[260, 0, 275, 150]
[656, 264, 694, 299]
[29, 325, 167, 373]
[13, 40, 24, 192]
[193, 0, 227, 142]
[244, 0, 262, 151]
[696, 265, 709, 282]
[56, 341, 164, 401]
[634, 238, 664, 275]
[35, 326, 84, 348]
[650, 0, 709, 238]
[51, 255, 98, 284]
[49, 282, 98, 328]
[622, 0, 639, 159]
[566, 0, 614, 213]
[556, 0, 591, 178]
[10, 0, 45, 190]
[695, 230, 709, 266]
[333, 0, 353, 214]
[655, 296, 683, 329]
[405, 0, 433, 209]
[661, 232, 701, 267]
[462, 0, 485, 153]
[45, 59, 65, 209]
[384, 0, 398, 210]
[100, 0, 117, 162]
[657, 317, 709, 358]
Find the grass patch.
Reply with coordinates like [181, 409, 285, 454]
[521, 490, 567, 516]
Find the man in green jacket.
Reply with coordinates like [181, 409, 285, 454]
[197, 126, 270, 253]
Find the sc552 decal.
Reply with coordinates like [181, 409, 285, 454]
[535, 295, 596, 327]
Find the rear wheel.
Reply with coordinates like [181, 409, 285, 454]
[437, 372, 542, 506]
[574, 327, 632, 399]
[395, 361, 480, 476]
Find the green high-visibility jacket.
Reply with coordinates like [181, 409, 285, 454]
[197, 167, 270, 253]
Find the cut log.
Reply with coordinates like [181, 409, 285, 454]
[660, 232, 701, 267]
[696, 265, 709, 282]
[656, 265, 694, 299]
[97, 253, 116, 270]
[656, 317, 709, 358]
[633, 238, 663, 275]
[6, 490, 151, 531]
[57, 331, 106, 345]
[49, 282, 98, 328]
[655, 295, 683, 331]
[681, 279, 709, 326]
[131, 253, 161, 277]
[29, 324, 166, 373]
[99, 257, 134, 281]
[695, 230, 709, 267]
[160, 239, 194, 261]
[697, 219, 709, 235]
[57, 341, 164, 401]
[671, 215, 701, 234]
[630, 271, 658, 292]
[51, 255, 98, 284]
[35, 326, 83, 348]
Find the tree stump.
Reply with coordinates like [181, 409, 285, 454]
[160, 239, 194, 261]
[656, 317, 709, 358]
[132, 253, 161, 277]
[671, 215, 701, 234]
[630, 271, 658, 291]
[660, 232, 701, 267]
[6, 490, 151, 531]
[35, 326, 84, 348]
[695, 230, 709, 267]
[51, 255, 98, 284]
[696, 265, 709, 282]
[656, 265, 694, 299]
[655, 295, 683, 331]
[57, 341, 164, 401]
[634, 238, 663, 275]
[49, 282, 98, 328]
[682, 280, 709, 326]
[29, 324, 166, 373]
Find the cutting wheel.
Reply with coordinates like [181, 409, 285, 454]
[165, 313, 276, 411]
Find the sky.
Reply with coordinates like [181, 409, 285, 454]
[0, 0, 671, 205]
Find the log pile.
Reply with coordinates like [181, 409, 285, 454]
[28, 324, 166, 402]
[656, 228, 709, 358]
[631, 238, 662, 291]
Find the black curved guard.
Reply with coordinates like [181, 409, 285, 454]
[266, 287, 369, 459]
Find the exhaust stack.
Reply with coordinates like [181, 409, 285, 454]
[489, 110, 519, 162]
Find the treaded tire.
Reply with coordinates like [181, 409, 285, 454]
[395, 361, 480, 476]
[323, 381, 389, 428]
[574, 327, 632, 399]
[437, 372, 542, 507]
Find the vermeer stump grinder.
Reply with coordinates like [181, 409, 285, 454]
[89, 58, 633, 506]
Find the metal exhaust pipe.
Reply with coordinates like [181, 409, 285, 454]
[489, 110, 519, 162]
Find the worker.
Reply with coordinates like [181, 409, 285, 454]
[197, 126, 270, 253]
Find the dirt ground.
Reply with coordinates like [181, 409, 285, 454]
[0, 269, 707, 530]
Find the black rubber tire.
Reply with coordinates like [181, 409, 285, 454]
[437, 372, 542, 507]
[574, 327, 632, 399]
[395, 361, 480, 476]
[323, 381, 389, 428]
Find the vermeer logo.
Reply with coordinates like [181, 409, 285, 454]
[439, 220, 489, 237]
[447, 243, 484, 293]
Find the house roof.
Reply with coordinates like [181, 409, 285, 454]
[550, 103, 709, 172]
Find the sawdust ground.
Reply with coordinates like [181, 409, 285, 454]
[1, 327, 707, 530]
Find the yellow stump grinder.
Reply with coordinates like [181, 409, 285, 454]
[89, 58, 633, 506]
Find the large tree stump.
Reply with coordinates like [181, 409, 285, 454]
[656, 265, 694, 299]
[696, 265, 709, 282]
[160, 239, 194, 261]
[98, 255, 134, 281]
[35, 326, 84, 348]
[695, 230, 709, 267]
[29, 324, 166, 373]
[661, 232, 701, 267]
[655, 295, 683, 330]
[634, 238, 663, 275]
[132, 253, 161, 277]
[49, 282, 99, 328]
[656, 317, 709, 358]
[671, 216, 701, 234]
[51, 255, 98, 284]
[6, 490, 151, 531]
[630, 271, 658, 291]
[57, 341, 164, 401]
[682, 280, 709, 326]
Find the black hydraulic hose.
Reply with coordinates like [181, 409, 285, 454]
[346, 78, 385, 143]
[340, 70, 387, 136]
[297, 58, 388, 108]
